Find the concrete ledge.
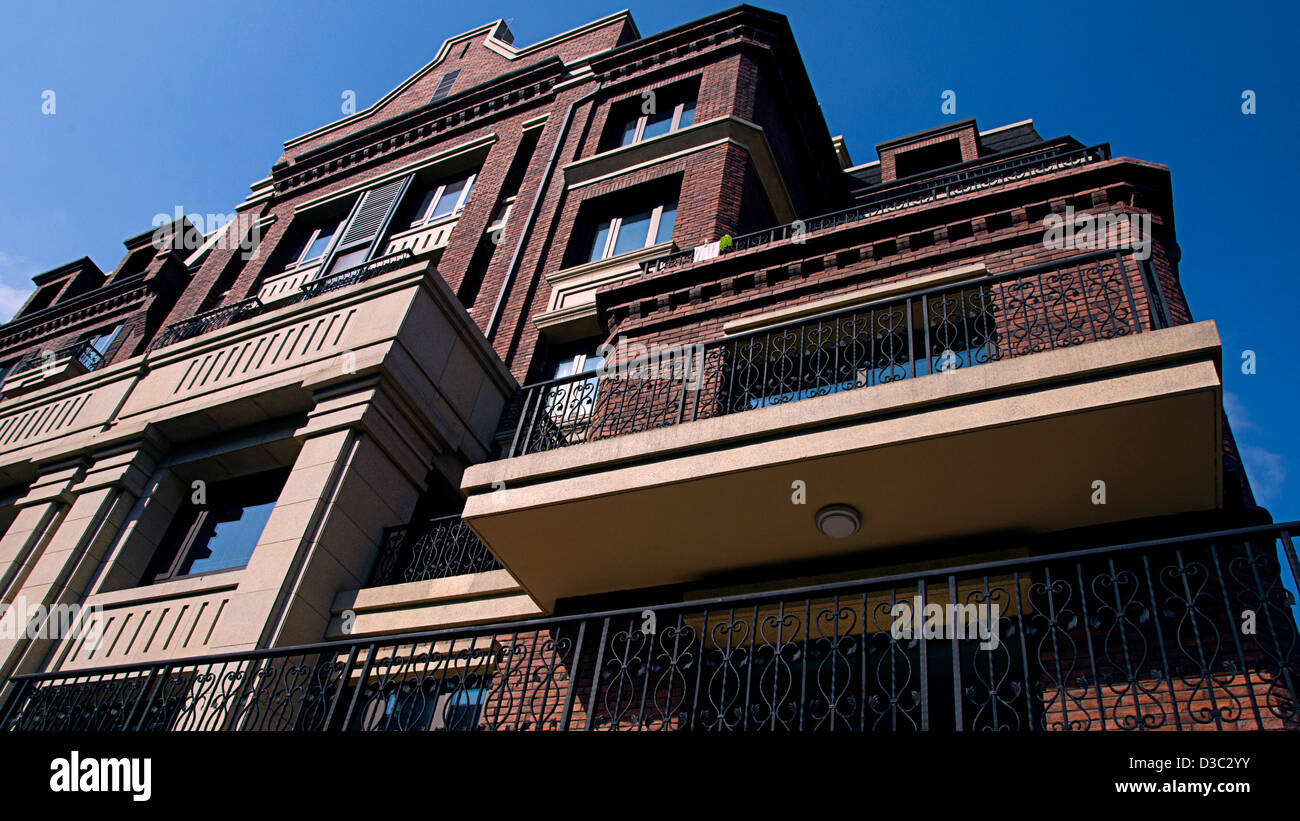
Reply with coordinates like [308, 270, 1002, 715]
[325, 569, 542, 639]
[461, 321, 1224, 610]
[465, 320, 1222, 494]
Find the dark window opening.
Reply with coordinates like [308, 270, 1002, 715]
[893, 140, 964, 179]
[431, 70, 461, 102]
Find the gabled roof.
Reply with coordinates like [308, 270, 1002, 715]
[282, 11, 639, 152]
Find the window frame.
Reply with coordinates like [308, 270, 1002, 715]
[586, 201, 676, 263]
[84, 324, 122, 357]
[617, 98, 696, 148]
[287, 218, 343, 270]
[406, 172, 477, 229]
[145, 470, 289, 585]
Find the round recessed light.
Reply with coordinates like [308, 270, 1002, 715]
[815, 504, 861, 539]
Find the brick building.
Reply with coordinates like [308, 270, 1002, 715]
[0, 6, 1295, 732]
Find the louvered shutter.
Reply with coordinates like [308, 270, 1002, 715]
[337, 177, 409, 248]
[318, 175, 412, 277]
[431, 70, 460, 102]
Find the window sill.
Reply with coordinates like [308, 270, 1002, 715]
[551, 240, 676, 284]
[536, 241, 675, 342]
[562, 116, 795, 222]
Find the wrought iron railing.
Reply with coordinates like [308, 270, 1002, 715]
[148, 297, 265, 351]
[6, 339, 106, 376]
[642, 143, 1111, 274]
[147, 250, 416, 352]
[2, 521, 1296, 732]
[507, 250, 1143, 458]
[296, 250, 414, 301]
[369, 514, 502, 587]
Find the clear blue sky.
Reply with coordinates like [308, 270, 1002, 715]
[2, 0, 1297, 525]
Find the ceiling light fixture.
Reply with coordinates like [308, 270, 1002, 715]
[815, 504, 861, 539]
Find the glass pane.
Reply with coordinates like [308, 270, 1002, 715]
[88, 325, 121, 355]
[641, 108, 673, 141]
[580, 354, 604, 374]
[407, 188, 438, 227]
[326, 247, 369, 277]
[677, 100, 695, 130]
[655, 204, 677, 244]
[619, 118, 639, 147]
[587, 220, 612, 262]
[178, 499, 277, 576]
[303, 220, 339, 262]
[437, 688, 485, 730]
[431, 176, 469, 218]
[611, 210, 652, 256]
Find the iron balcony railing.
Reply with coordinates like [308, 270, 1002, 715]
[148, 297, 265, 351]
[296, 249, 414, 301]
[6, 339, 106, 376]
[642, 143, 1111, 274]
[369, 514, 501, 587]
[506, 250, 1144, 459]
[147, 250, 415, 352]
[2, 521, 1296, 732]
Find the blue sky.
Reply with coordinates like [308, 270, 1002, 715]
[2, 0, 1297, 525]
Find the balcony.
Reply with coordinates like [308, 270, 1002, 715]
[151, 251, 416, 351]
[323, 515, 535, 641]
[462, 252, 1227, 609]
[381, 216, 459, 258]
[256, 264, 321, 305]
[642, 142, 1111, 274]
[369, 515, 502, 586]
[1, 339, 106, 393]
[0, 251, 517, 671]
[3, 521, 1295, 731]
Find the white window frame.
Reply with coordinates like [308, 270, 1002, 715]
[589, 202, 675, 262]
[411, 172, 477, 227]
[289, 220, 341, 269]
[620, 99, 695, 146]
[553, 350, 604, 380]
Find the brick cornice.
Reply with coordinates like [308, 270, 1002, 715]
[596, 157, 1177, 337]
[0, 280, 150, 354]
[270, 61, 568, 199]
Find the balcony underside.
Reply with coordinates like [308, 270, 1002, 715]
[463, 321, 1224, 610]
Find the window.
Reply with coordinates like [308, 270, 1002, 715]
[893, 140, 964, 179]
[145, 470, 289, 583]
[85, 325, 121, 357]
[612, 89, 696, 148]
[75, 325, 121, 369]
[544, 342, 605, 428]
[283, 216, 343, 270]
[400, 171, 476, 229]
[585, 200, 676, 263]
[430, 70, 461, 102]
[348, 685, 485, 731]
[553, 350, 603, 381]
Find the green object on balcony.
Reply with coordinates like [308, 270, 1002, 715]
[718, 234, 733, 252]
